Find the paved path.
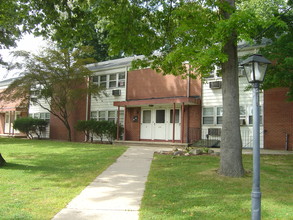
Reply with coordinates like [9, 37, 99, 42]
[52, 146, 165, 220]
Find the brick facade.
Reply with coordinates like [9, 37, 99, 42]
[264, 88, 293, 150]
[124, 107, 141, 141]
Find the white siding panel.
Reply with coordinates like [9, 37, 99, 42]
[202, 75, 264, 148]
[28, 98, 51, 139]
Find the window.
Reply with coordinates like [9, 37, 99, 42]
[216, 107, 223, 124]
[92, 75, 99, 83]
[143, 110, 151, 123]
[118, 72, 125, 87]
[98, 111, 106, 121]
[109, 74, 117, 88]
[170, 109, 180, 123]
[108, 111, 116, 122]
[30, 112, 50, 122]
[119, 110, 124, 124]
[203, 107, 214, 124]
[156, 110, 165, 123]
[92, 72, 126, 89]
[90, 111, 97, 120]
[40, 113, 46, 119]
[100, 75, 107, 88]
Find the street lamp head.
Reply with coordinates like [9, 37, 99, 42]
[240, 54, 271, 84]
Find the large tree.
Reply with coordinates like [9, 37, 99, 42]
[261, 2, 293, 100]
[0, 1, 117, 65]
[0, 46, 104, 141]
[94, 0, 288, 177]
[0, 0, 30, 64]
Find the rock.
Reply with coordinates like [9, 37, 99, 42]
[173, 151, 184, 156]
[190, 149, 203, 155]
[208, 149, 214, 154]
[212, 152, 220, 156]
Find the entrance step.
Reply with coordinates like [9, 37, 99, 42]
[113, 140, 188, 148]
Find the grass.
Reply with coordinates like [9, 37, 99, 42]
[140, 153, 293, 220]
[0, 137, 127, 220]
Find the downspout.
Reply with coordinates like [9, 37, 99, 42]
[85, 77, 89, 142]
[9, 111, 11, 135]
[116, 106, 120, 140]
[172, 103, 175, 143]
[186, 63, 190, 143]
[186, 62, 190, 98]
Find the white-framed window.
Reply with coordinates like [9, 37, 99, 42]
[108, 111, 116, 122]
[203, 107, 214, 124]
[216, 107, 223, 124]
[100, 75, 107, 88]
[98, 111, 106, 121]
[29, 112, 50, 122]
[92, 72, 126, 89]
[92, 75, 99, 83]
[90, 111, 97, 120]
[119, 110, 124, 124]
[118, 72, 125, 87]
[109, 74, 117, 88]
[91, 110, 124, 124]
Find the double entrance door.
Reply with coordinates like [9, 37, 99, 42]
[140, 108, 181, 140]
[4, 112, 20, 134]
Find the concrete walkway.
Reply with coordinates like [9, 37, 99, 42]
[52, 146, 165, 220]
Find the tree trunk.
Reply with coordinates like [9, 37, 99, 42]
[0, 153, 6, 166]
[218, 0, 245, 177]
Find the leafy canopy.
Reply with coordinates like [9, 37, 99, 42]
[95, 0, 288, 76]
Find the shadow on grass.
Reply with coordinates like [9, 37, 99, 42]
[1, 140, 126, 188]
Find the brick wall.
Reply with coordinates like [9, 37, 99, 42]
[264, 88, 293, 150]
[124, 107, 141, 141]
[127, 68, 201, 100]
[184, 105, 202, 143]
[49, 83, 88, 142]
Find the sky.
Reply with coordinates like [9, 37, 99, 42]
[0, 34, 47, 80]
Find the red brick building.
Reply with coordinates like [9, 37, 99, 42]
[264, 88, 293, 150]
[114, 68, 202, 143]
[0, 57, 292, 151]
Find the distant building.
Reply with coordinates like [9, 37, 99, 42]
[0, 52, 292, 150]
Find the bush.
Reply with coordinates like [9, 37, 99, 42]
[75, 120, 124, 144]
[13, 117, 48, 139]
[75, 120, 96, 142]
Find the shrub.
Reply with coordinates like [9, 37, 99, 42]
[75, 120, 124, 144]
[75, 120, 96, 142]
[13, 117, 48, 139]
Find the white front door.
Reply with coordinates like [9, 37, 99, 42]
[154, 109, 166, 140]
[140, 110, 152, 139]
[4, 113, 11, 134]
[140, 108, 181, 141]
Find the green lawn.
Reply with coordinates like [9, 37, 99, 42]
[0, 138, 127, 220]
[140, 153, 293, 220]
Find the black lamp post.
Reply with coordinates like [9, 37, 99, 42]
[240, 54, 271, 220]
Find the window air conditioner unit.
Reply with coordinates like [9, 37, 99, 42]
[208, 128, 221, 136]
[209, 81, 222, 89]
[240, 119, 246, 126]
[112, 89, 121, 96]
